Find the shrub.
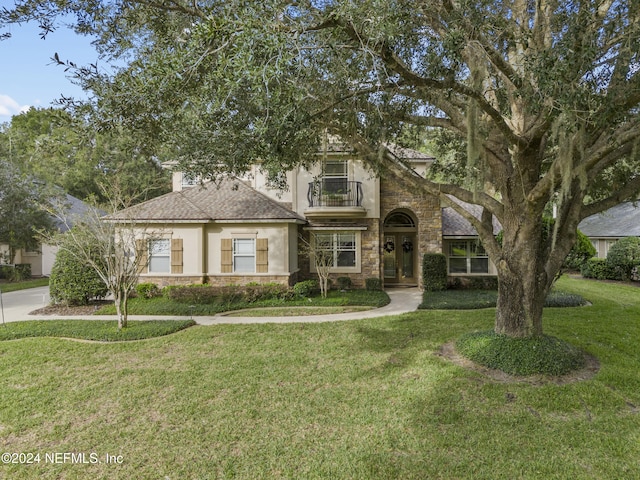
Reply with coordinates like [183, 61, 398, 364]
[581, 258, 620, 280]
[136, 282, 161, 299]
[336, 276, 352, 290]
[365, 277, 382, 291]
[293, 279, 318, 297]
[448, 276, 498, 290]
[544, 291, 588, 307]
[563, 230, 597, 270]
[50, 247, 108, 306]
[422, 253, 447, 291]
[0, 264, 32, 282]
[606, 237, 640, 281]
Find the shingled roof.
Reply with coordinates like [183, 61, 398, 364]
[108, 177, 306, 223]
[578, 202, 640, 237]
[442, 199, 501, 236]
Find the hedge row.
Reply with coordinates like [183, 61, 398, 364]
[138, 277, 385, 304]
[164, 283, 293, 304]
[580, 258, 621, 281]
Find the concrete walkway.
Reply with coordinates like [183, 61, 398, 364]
[3, 287, 423, 325]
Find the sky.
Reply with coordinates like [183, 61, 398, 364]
[0, 19, 100, 124]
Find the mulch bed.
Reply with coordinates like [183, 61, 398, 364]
[30, 301, 111, 316]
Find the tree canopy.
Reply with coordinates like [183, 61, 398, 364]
[0, 108, 171, 205]
[0, 159, 54, 264]
[3, 0, 639, 337]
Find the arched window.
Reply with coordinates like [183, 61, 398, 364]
[383, 212, 415, 228]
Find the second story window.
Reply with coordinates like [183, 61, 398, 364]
[322, 159, 348, 194]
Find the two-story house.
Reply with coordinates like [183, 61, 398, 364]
[109, 142, 497, 289]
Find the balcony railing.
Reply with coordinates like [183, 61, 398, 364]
[307, 180, 363, 207]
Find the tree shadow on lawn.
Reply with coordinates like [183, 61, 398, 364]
[354, 310, 599, 385]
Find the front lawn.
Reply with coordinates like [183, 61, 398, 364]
[1, 277, 640, 478]
[0, 320, 195, 342]
[96, 288, 390, 316]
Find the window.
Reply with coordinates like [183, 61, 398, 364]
[233, 238, 255, 273]
[315, 232, 357, 268]
[322, 159, 348, 194]
[605, 239, 618, 257]
[448, 240, 489, 274]
[149, 239, 170, 273]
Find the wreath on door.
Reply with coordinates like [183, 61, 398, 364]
[402, 240, 413, 252]
[384, 240, 395, 253]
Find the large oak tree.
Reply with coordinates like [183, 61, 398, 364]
[3, 0, 639, 337]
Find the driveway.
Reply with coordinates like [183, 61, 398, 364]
[0, 286, 50, 324]
[1, 286, 423, 324]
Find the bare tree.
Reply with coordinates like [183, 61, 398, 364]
[299, 232, 335, 298]
[43, 192, 159, 329]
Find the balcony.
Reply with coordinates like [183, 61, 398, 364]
[304, 180, 367, 218]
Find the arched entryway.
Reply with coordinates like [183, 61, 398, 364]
[383, 210, 418, 286]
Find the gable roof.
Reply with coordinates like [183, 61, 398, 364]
[442, 198, 501, 237]
[108, 177, 306, 223]
[578, 202, 640, 237]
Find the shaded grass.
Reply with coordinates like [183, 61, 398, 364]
[97, 289, 390, 316]
[0, 320, 195, 342]
[0, 277, 49, 293]
[0, 277, 639, 478]
[420, 285, 587, 309]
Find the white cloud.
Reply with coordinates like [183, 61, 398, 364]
[0, 94, 30, 118]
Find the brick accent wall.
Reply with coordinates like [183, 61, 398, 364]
[379, 171, 442, 288]
[139, 276, 208, 288]
[298, 219, 380, 289]
[139, 274, 295, 288]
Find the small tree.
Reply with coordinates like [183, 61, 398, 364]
[299, 232, 334, 298]
[43, 194, 157, 329]
[606, 237, 640, 281]
[0, 159, 55, 264]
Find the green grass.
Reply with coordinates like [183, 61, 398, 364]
[420, 285, 587, 309]
[97, 289, 390, 316]
[1, 276, 640, 478]
[0, 277, 49, 293]
[0, 320, 195, 342]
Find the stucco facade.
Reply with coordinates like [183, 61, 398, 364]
[112, 144, 496, 289]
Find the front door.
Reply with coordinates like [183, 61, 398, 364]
[383, 234, 416, 285]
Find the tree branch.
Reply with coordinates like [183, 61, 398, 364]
[581, 175, 640, 219]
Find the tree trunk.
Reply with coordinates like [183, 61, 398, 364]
[495, 261, 549, 337]
[494, 208, 552, 338]
[114, 290, 128, 330]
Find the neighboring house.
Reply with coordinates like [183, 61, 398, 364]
[578, 202, 640, 258]
[0, 193, 93, 277]
[109, 142, 495, 288]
